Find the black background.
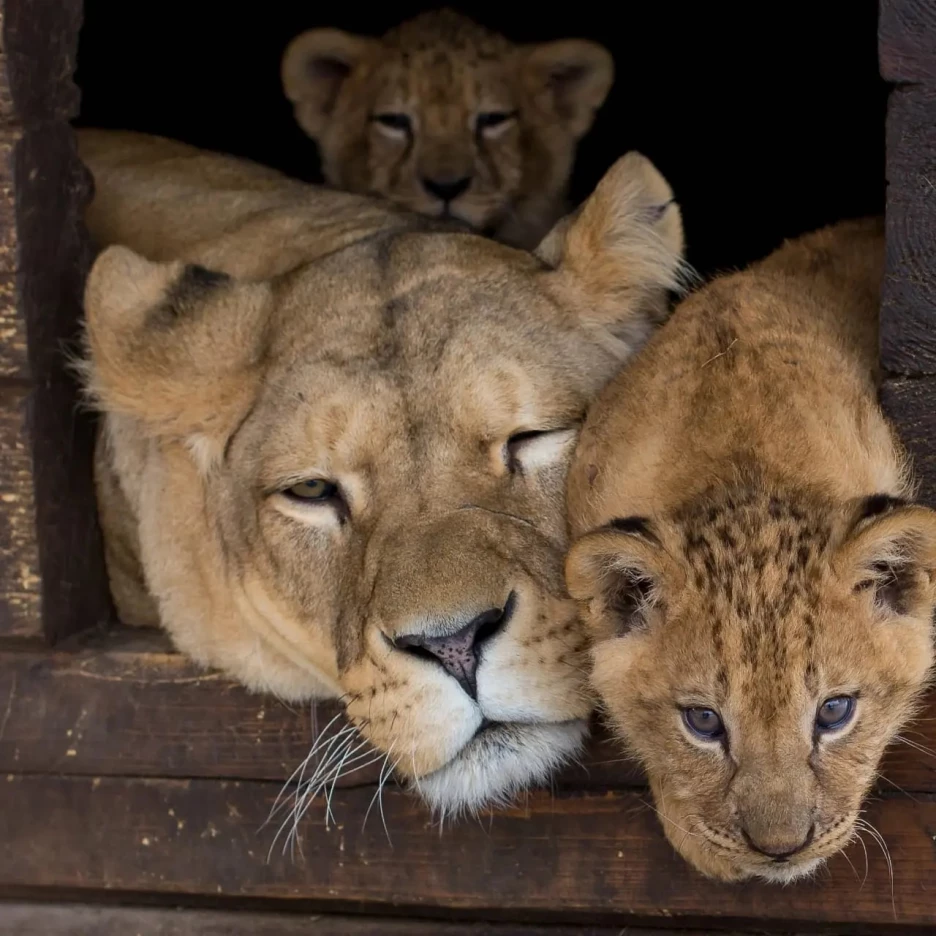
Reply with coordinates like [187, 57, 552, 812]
[75, 1, 886, 277]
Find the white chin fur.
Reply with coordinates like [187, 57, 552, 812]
[748, 856, 824, 884]
[414, 720, 588, 819]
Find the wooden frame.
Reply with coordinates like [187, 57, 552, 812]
[0, 1, 935, 931]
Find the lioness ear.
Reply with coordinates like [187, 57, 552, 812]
[837, 495, 936, 620]
[522, 39, 614, 137]
[566, 518, 678, 642]
[282, 29, 378, 138]
[537, 152, 686, 342]
[82, 245, 272, 466]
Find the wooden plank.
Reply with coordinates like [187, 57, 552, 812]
[0, 776, 932, 929]
[0, 638, 932, 794]
[880, 376, 936, 510]
[0, 903, 801, 936]
[0, 382, 39, 638]
[880, 86, 936, 375]
[8, 122, 114, 644]
[879, 0, 936, 85]
[0, 277, 24, 380]
[0, 0, 114, 643]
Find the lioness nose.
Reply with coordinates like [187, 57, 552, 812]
[421, 175, 472, 203]
[742, 824, 815, 861]
[394, 595, 513, 700]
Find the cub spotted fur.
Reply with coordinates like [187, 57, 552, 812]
[77, 129, 684, 817]
[566, 219, 936, 882]
[282, 8, 613, 249]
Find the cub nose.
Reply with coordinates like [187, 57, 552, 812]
[421, 175, 472, 203]
[394, 594, 514, 700]
[742, 824, 815, 861]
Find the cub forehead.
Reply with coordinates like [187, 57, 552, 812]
[383, 9, 511, 60]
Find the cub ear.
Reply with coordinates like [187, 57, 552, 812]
[282, 29, 379, 138]
[565, 517, 678, 642]
[537, 152, 687, 344]
[82, 245, 272, 465]
[837, 495, 936, 620]
[521, 39, 614, 137]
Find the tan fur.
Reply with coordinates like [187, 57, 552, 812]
[566, 219, 936, 881]
[77, 128, 684, 815]
[281, 9, 613, 249]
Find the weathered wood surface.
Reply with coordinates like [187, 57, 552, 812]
[880, 85, 936, 375]
[0, 776, 932, 929]
[0, 1, 114, 644]
[0, 383, 39, 637]
[880, 0, 936, 85]
[1, 638, 933, 793]
[880, 376, 936, 510]
[879, 1, 936, 375]
[0, 903, 825, 936]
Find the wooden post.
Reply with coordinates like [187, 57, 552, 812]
[0, 0, 112, 642]
[879, 0, 936, 506]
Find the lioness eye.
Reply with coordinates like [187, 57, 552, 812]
[476, 111, 516, 133]
[816, 695, 856, 732]
[683, 706, 725, 740]
[505, 429, 556, 473]
[372, 113, 412, 134]
[284, 479, 340, 502]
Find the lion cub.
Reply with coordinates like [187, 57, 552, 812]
[566, 218, 936, 882]
[281, 8, 613, 249]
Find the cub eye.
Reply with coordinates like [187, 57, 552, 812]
[372, 113, 412, 135]
[284, 479, 340, 502]
[683, 706, 725, 741]
[476, 111, 516, 134]
[816, 695, 856, 732]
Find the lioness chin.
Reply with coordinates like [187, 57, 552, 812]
[77, 128, 685, 817]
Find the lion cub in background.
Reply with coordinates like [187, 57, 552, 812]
[565, 218, 936, 882]
[282, 8, 613, 249]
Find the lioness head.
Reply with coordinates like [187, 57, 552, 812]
[567, 485, 936, 882]
[281, 8, 613, 249]
[82, 152, 683, 816]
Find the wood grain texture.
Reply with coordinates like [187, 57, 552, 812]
[0, 0, 115, 643]
[879, 0, 936, 85]
[0, 776, 933, 929]
[0, 903, 809, 936]
[881, 376, 936, 509]
[0, 383, 40, 637]
[0, 638, 932, 794]
[880, 85, 936, 375]
[0, 635, 634, 789]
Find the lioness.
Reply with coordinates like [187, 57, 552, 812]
[281, 8, 613, 249]
[77, 129, 684, 816]
[566, 218, 936, 881]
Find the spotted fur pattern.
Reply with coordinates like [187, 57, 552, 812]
[566, 219, 936, 882]
[281, 9, 614, 249]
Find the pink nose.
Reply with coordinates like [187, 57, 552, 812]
[394, 595, 514, 699]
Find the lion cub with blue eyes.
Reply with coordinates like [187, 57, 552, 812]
[566, 217, 936, 883]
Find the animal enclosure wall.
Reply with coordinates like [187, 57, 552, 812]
[74, 0, 886, 278]
[0, 0, 935, 932]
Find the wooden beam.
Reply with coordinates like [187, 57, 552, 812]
[879, 0, 936, 85]
[0, 776, 932, 929]
[879, 2, 936, 375]
[0, 383, 40, 638]
[0, 902, 831, 936]
[0, 638, 932, 793]
[0, 0, 114, 644]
